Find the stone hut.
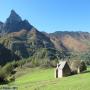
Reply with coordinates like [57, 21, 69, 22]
[55, 61, 71, 78]
[69, 60, 87, 74]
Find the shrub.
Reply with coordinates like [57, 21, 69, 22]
[0, 68, 8, 84]
[0, 63, 16, 84]
[2, 63, 14, 76]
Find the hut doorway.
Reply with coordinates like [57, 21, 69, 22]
[56, 68, 58, 78]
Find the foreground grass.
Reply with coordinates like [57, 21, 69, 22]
[0, 67, 90, 90]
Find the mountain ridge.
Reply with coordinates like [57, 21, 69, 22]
[0, 10, 90, 64]
[49, 31, 90, 52]
[0, 10, 33, 33]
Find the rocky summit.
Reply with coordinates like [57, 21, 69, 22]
[0, 10, 33, 34]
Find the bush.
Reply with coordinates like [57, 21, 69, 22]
[0, 63, 16, 84]
[8, 76, 15, 82]
[2, 63, 14, 76]
[0, 68, 8, 84]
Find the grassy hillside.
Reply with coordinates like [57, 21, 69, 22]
[0, 67, 89, 90]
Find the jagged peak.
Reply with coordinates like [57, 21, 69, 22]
[0, 21, 3, 25]
[23, 19, 29, 22]
[11, 9, 16, 13]
[22, 19, 31, 25]
[6, 10, 22, 23]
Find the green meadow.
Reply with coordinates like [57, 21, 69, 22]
[0, 67, 90, 90]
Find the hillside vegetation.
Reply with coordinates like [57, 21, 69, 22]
[0, 67, 89, 90]
[0, 10, 90, 65]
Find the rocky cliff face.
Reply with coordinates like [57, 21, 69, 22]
[7, 10, 22, 22]
[1, 10, 33, 33]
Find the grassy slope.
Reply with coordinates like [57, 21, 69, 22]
[1, 67, 90, 90]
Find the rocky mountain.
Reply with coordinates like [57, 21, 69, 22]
[0, 10, 90, 65]
[50, 31, 90, 52]
[0, 22, 3, 33]
[0, 10, 33, 34]
[0, 10, 66, 62]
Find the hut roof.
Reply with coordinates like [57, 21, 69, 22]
[58, 61, 67, 69]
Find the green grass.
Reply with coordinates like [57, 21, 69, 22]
[0, 67, 90, 90]
[15, 68, 54, 85]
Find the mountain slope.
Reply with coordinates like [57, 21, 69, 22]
[0, 44, 19, 65]
[50, 31, 90, 52]
[0, 10, 65, 61]
[0, 10, 90, 65]
[0, 28, 60, 60]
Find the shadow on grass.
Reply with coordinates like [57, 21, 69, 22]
[70, 69, 90, 76]
[82, 70, 90, 74]
[0, 81, 9, 85]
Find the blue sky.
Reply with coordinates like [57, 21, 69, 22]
[0, 0, 90, 33]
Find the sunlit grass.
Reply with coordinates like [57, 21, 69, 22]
[1, 67, 90, 90]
